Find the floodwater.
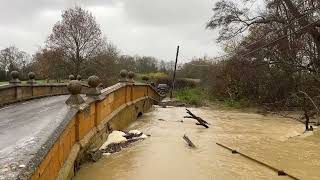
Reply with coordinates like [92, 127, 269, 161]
[74, 106, 320, 180]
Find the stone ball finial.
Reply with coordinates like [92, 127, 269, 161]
[11, 71, 19, 79]
[86, 75, 102, 97]
[66, 80, 85, 106]
[128, 71, 135, 79]
[88, 75, 100, 88]
[67, 80, 82, 95]
[28, 72, 35, 80]
[9, 71, 21, 84]
[128, 71, 135, 83]
[69, 74, 75, 80]
[119, 69, 128, 83]
[76, 75, 82, 81]
[27, 72, 36, 85]
[120, 69, 128, 78]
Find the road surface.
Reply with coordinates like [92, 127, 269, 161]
[0, 95, 70, 179]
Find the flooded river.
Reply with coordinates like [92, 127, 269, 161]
[74, 106, 320, 180]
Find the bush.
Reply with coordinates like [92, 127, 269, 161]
[147, 72, 168, 79]
[175, 88, 208, 106]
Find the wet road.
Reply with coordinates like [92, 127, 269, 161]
[74, 106, 320, 180]
[0, 95, 69, 178]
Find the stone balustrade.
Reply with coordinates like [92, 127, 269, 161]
[0, 72, 89, 107]
[8, 70, 161, 180]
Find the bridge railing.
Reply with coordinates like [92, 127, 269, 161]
[0, 71, 89, 107]
[19, 70, 160, 180]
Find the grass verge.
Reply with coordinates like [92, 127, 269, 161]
[174, 88, 209, 106]
[174, 87, 252, 108]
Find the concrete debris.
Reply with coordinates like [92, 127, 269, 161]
[99, 130, 148, 155]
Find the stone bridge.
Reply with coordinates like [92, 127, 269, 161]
[0, 71, 161, 180]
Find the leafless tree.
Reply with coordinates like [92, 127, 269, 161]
[203, 0, 320, 123]
[47, 6, 106, 75]
[0, 46, 30, 79]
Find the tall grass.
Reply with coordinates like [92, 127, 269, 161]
[174, 88, 209, 106]
[174, 87, 252, 108]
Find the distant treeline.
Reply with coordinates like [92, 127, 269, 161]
[0, 7, 176, 86]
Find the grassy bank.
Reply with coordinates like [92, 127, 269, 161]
[174, 88, 209, 106]
[174, 87, 252, 108]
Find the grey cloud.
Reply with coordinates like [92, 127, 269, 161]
[0, 0, 221, 61]
[0, 0, 63, 25]
[123, 0, 212, 26]
[0, 0, 116, 25]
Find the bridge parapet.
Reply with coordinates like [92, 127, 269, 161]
[9, 71, 161, 180]
[0, 72, 90, 107]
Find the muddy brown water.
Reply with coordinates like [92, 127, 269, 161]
[74, 106, 320, 180]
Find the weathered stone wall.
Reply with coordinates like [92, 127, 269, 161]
[27, 83, 160, 180]
[0, 84, 89, 107]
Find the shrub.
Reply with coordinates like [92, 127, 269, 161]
[175, 88, 208, 106]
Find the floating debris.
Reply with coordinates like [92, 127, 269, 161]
[184, 109, 210, 128]
[183, 134, 196, 148]
[99, 130, 148, 154]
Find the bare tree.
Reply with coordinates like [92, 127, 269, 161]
[47, 6, 106, 75]
[0, 46, 30, 80]
[32, 48, 67, 81]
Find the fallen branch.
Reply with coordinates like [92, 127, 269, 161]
[183, 134, 196, 148]
[184, 109, 210, 128]
[216, 142, 299, 180]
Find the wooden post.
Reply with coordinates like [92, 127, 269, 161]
[170, 45, 179, 99]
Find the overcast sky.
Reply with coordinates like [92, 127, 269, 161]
[0, 0, 222, 62]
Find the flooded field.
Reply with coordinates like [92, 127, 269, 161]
[74, 106, 320, 180]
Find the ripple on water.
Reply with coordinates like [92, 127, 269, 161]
[74, 106, 319, 180]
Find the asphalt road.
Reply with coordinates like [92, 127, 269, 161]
[0, 95, 70, 179]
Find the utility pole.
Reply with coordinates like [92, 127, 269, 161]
[170, 45, 179, 99]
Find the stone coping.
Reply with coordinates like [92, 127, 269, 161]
[8, 83, 159, 180]
[0, 83, 90, 90]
